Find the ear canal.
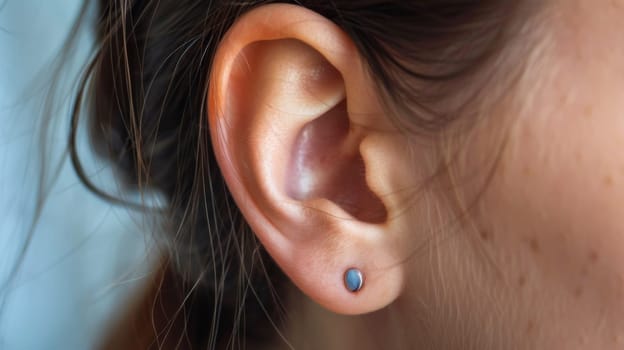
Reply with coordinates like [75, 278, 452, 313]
[286, 99, 388, 223]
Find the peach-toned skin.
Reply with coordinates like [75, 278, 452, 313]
[208, 2, 624, 349]
[394, 0, 624, 349]
[385, 2, 624, 348]
[468, 1, 624, 348]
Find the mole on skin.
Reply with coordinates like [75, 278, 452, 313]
[528, 238, 540, 254]
[604, 175, 614, 187]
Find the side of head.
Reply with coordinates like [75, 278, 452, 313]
[80, 0, 624, 349]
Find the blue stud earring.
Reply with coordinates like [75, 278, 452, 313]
[344, 268, 364, 293]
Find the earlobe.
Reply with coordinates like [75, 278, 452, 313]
[207, 4, 405, 315]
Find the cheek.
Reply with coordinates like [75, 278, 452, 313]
[491, 113, 624, 298]
[438, 1, 624, 343]
[476, 37, 624, 329]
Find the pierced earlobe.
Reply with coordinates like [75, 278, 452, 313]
[344, 268, 364, 293]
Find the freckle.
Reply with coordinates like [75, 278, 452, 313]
[579, 335, 588, 345]
[589, 250, 599, 264]
[574, 151, 583, 162]
[518, 275, 526, 288]
[522, 166, 532, 176]
[528, 238, 540, 254]
[604, 175, 614, 187]
[480, 230, 491, 241]
[583, 105, 593, 118]
[526, 320, 534, 334]
[574, 286, 584, 298]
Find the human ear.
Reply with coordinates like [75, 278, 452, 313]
[207, 4, 408, 315]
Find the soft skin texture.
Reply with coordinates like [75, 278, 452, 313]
[468, 1, 624, 348]
[208, 2, 624, 349]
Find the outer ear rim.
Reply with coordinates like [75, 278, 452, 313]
[208, 3, 360, 121]
[206, 4, 405, 315]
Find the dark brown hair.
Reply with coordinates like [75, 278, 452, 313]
[70, 1, 530, 348]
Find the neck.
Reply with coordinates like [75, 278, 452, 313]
[271, 288, 425, 350]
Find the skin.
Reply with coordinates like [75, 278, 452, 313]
[207, 1, 624, 349]
[470, 1, 624, 348]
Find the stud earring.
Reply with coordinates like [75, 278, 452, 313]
[344, 268, 364, 293]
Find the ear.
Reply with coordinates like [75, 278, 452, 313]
[208, 4, 409, 315]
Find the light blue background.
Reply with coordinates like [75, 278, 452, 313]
[0, 1, 156, 349]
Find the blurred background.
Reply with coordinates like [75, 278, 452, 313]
[0, 1, 156, 348]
